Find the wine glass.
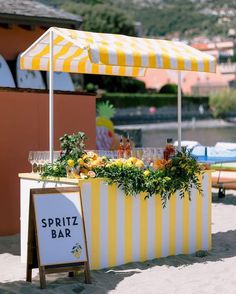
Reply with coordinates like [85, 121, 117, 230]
[28, 151, 36, 173]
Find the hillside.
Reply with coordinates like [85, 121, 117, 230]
[37, 0, 236, 40]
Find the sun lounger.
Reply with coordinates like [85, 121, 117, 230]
[191, 146, 236, 198]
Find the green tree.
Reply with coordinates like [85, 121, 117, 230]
[62, 3, 136, 36]
[209, 89, 236, 117]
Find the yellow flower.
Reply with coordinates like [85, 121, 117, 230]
[87, 151, 98, 160]
[125, 162, 133, 167]
[135, 159, 144, 168]
[77, 158, 84, 165]
[144, 170, 150, 177]
[114, 160, 123, 167]
[67, 159, 75, 167]
[126, 157, 138, 164]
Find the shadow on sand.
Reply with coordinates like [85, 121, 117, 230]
[0, 228, 236, 293]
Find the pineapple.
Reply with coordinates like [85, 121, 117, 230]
[96, 101, 116, 150]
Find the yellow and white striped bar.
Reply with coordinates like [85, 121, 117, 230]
[79, 172, 211, 270]
[20, 27, 216, 76]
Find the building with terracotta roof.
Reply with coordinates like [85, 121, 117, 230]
[0, 0, 97, 236]
[138, 39, 236, 95]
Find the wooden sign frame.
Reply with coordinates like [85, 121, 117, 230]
[26, 187, 91, 288]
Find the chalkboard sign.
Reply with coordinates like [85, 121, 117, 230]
[26, 187, 91, 288]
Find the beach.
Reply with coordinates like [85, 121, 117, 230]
[0, 189, 236, 294]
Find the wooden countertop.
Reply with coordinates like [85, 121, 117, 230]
[18, 173, 79, 184]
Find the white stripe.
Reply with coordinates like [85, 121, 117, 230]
[189, 188, 196, 253]
[55, 59, 64, 71]
[108, 46, 118, 65]
[81, 183, 92, 263]
[98, 64, 106, 74]
[116, 188, 124, 265]
[125, 48, 134, 66]
[90, 44, 100, 64]
[100, 182, 108, 268]
[202, 174, 209, 249]
[198, 60, 204, 72]
[27, 43, 47, 57]
[57, 46, 79, 60]
[184, 58, 192, 71]
[210, 59, 215, 73]
[139, 68, 146, 76]
[23, 57, 33, 69]
[132, 195, 140, 261]
[141, 54, 149, 67]
[147, 196, 155, 259]
[125, 67, 132, 76]
[112, 66, 119, 75]
[161, 200, 169, 257]
[85, 61, 93, 73]
[39, 58, 48, 70]
[175, 192, 183, 254]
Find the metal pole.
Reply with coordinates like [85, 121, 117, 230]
[177, 71, 182, 151]
[49, 29, 54, 163]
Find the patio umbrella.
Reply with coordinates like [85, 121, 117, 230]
[20, 27, 216, 162]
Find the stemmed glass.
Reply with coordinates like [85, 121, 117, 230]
[28, 151, 37, 173]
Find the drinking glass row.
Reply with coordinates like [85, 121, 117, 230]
[28, 148, 164, 173]
[28, 151, 60, 173]
[87, 147, 164, 163]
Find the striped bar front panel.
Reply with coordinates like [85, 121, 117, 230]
[79, 173, 211, 270]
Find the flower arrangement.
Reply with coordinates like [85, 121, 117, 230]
[41, 133, 204, 206]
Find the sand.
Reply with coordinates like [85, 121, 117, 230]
[0, 189, 236, 294]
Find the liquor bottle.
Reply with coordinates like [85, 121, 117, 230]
[124, 136, 131, 159]
[117, 136, 124, 158]
[163, 138, 175, 160]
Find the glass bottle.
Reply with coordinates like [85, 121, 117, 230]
[163, 138, 175, 160]
[117, 136, 125, 158]
[124, 136, 131, 159]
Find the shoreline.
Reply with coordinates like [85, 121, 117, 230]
[115, 119, 236, 131]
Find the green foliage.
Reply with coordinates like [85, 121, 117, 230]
[209, 89, 236, 117]
[94, 148, 202, 207]
[99, 92, 209, 108]
[62, 2, 136, 36]
[97, 101, 116, 119]
[41, 132, 87, 178]
[159, 83, 178, 94]
[38, 0, 236, 39]
[84, 75, 146, 93]
[85, 83, 97, 93]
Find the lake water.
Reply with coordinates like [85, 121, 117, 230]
[142, 124, 236, 148]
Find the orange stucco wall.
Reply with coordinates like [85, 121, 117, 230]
[0, 25, 46, 60]
[0, 90, 96, 235]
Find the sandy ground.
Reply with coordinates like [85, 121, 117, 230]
[0, 190, 236, 294]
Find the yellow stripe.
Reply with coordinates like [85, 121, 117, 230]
[124, 195, 133, 263]
[182, 192, 189, 254]
[54, 43, 73, 60]
[203, 59, 210, 72]
[169, 193, 176, 256]
[154, 195, 162, 258]
[140, 193, 148, 261]
[108, 184, 117, 267]
[208, 173, 212, 249]
[31, 35, 63, 70]
[195, 175, 203, 251]
[117, 47, 126, 67]
[90, 180, 100, 269]
[62, 48, 84, 72]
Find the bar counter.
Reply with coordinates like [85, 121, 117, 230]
[19, 172, 212, 270]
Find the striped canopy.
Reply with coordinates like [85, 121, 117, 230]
[20, 27, 216, 76]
